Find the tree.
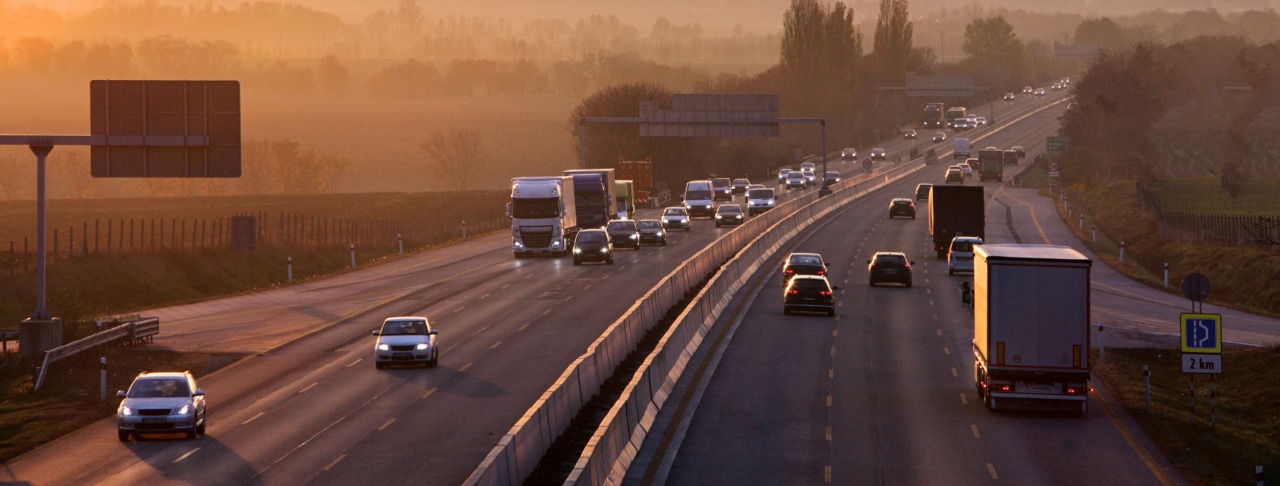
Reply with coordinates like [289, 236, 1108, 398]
[872, 0, 913, 84]
[1073, 18, 1129, 51]
[568, 83, 705, 188]
[961, 15, 1027, 92]
[316, 55, 352, 97]
[420, 130, 485, 191]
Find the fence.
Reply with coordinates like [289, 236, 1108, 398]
[0, 210, 507, 277]
[33, 317, 160, 391]
[1136, 182, 1280, 245]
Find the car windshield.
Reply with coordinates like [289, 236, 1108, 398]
[734, 179, 749, 185]
[637, 221, 662, 230]
[578, 232, 606, 243]
[790, 255, 822, 266]
[686, 190, 713, 200]
[712, 178, 730, 187]
[748, 189, 774, 199]
[718, 206, 741, 213]
[511, 197, 560, 219]
[129, 378, 191, 398]
[607, 221, 635, 231]
[826, 172, 838, 178]
[874, 255, 907, 266]
[381, 320, 428, 335]
[788, 173, 804, 180]
[894, 200, 911, 206]
[664, 208, 686, 216]
[952, 241, 975, 252]
[792, 279, 829, 291]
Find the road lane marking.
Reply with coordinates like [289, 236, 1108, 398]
[832, 330, 838, 337]
[825, 427, 832, 441]
[830, 347, 835, 357]
[501, 283, 511, 289]
[490, 341, 503, 350]
[322, 454, 346, 472]
[944, 347, 951, 355]
[563, 296, 572, 302]
[987, 463, 999, 480]
[518, 323, 530, 331]
[1095, 388, 1179, 485]
[929, 299, 935, 306]
[995, 187, 1051, 244]
[583, 283, 593, 290]
[960, 393, 969, 405]
[346, 359, 362, 368]
[936, 328, 942, 335]
[827, 395, 832, 407]
[172, 447, 201, 463]
[971, 425, 981, 439]
[524, 274, 533, 279]
[829, 369, 834, 379]
[298, 382, 319, 394]
[825, 465, 832, 483]
[453, 306, 464, 313]
[378, 418, 396, 431]
[421, 388, 437, 399]
[241, 412, 265, 425]
[459, 362, 473, 372]
[480, 293, 490, 300]
[951, 368, 959, 377]
[541, 308, 552, 316]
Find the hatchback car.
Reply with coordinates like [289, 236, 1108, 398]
[1003, 150, 1018, 165]
[117, 371, 206, 440]
[976, 116, 987, 126]
[1022, 86, 1034, 94]
[786, 171, 806, 190]
[732, 178, 751, 194]
[945, 168, 964, 184]
[1003, 92, 1015, 101]
[915, 183, 932, 201]
[661, 206, 690, 231]
[932, 132, 947, 142]
[572, 229, 613, 265]
[825, 171, 841, 184]
[948, 236, 983, 275]
[747, 188, 776, 215]
[636, 219, 667, 246]
[871, 148, 887, 161]
[888, 198, 916, 219]
[1012, 145, 1025, 158]
[868, 252, 914, 287]
[903, 129, 917, 139]
[714, 204, 745, 227]
[957, 163, 973, 177]
[841, 148, 857, 159]
[777, 168, 793, 183]
[801, 169, 816, 186]
[782, 252, 828, 281]
[606, 219, 640, 249]
[783, 275, 837, 316]
[1034, 88, 1046, 96]
[711, 178, 733, 201]
[373, 316, 440, 369]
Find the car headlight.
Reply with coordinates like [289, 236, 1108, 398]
[656, 231, 664, 237]
[177, 404, 191, 415]
[734, 215, 742, 219]
[573, 247, 582, 254]
[416, 343, 431, 350]
[629, 234, 638, 239]
[377, 343, 390, 351]
[715, 215, 723, 219]
[552, 240, 562, 247]
[601, 248, 610, 253]
[120, 405, 134, 416]
[513, 241, 524, 249]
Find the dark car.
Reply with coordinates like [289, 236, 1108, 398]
[915, 183, 933, 201]
[868, 251, 914, 287]
[1003, 150, 1018, 165]
[636, 219, 667, 246]
[783, 275, 837, 316]
[572, 229, 613, 265]
[606, 219, 640, 249]
[825, 171, 842, 184]
[888, 198, 916, 219]
[945, 168, 964, 184]
[1012, 145, 1026, 158]
[711, 177, 733, 201]
[903, 129, 917, 139]
[966, 157, 981, 173]
[714, 204, 745, 227]
[782, 252, 828, 281]
[732, 178, 751, 194]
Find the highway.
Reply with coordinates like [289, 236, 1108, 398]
[9, 87, 1264, 485]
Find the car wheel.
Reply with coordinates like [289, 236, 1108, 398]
[196, 418, 206, 435]
[906, 280, 913, 288]
[828, 308, 836, 317]
[911, 215, 916, 219]
[949, 268, 954, 276]
[430, 350, 439, 367]
[118, 430, 129, 441]
[607, 257, 614, 265]
[661, 240, 667, 246]
[573, 257, 581, 266]
[869, 280, 876, 287]
[783, 306, 791, 315]
[376, 362, 385, 370]
[186, 428, 197, 439]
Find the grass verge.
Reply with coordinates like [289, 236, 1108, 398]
[1094, 346, 1280, 484]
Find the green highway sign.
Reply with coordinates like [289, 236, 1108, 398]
[1047, 136, 1071, 153]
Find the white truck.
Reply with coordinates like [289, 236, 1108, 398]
[971, 244, 1092, 413]
[507, 176, 578, 258]
[953, 137, 971, 159]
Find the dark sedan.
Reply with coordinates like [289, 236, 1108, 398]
[783, 275, 837, 316]
[888, 198, 916, 219]
[714, 204, 746, 227]
[636, 219, 667, 246]
[868, 251, 914, 287]
[606, 219, 640, 249]
[782, 252, 828, 281]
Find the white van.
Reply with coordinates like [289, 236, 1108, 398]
[683, 180, 715, 218]
[747, 187, 776, 215]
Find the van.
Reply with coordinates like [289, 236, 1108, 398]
[948, 236, 983, 275]
[747, 188, 776, 215]
[684, 180, 715, 218]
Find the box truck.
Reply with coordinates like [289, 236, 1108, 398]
[928, 185, 984, 259]
[508, 176, 577, 258]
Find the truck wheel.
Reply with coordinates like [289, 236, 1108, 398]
[118, 430, 129, 441]
[573, 257, 581, 266]
[607, 257, 614, 265]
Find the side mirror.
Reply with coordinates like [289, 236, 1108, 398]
[429, 330, 439, 335]
[194, 389, 205, 396]
[116, 390, 126, 398]
[831, 285, 840, 291]
[371, 329, 380, 335]
[866, 259, 872, 264]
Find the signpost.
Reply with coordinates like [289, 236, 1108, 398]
[1046, 136, 1071, 153]
[1178, 273, 1222, 427]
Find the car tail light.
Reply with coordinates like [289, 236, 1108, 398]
[999, 385, 1012, 392]
[820, 290, 832, 296]
[785, 269, 794, 275]
[817, 270, 825, 276]
[787, 289, 799, 295]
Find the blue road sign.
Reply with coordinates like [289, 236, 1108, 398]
[1180, 313, 1222, 354]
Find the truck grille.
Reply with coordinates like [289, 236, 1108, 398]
[522, 230, 552, 248]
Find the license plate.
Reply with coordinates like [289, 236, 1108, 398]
[881, 269, 897, 274]
[143, 417, 167, 424]
[1016, 382, 1059, 394]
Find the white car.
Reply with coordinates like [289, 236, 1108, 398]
[948, 236, 983, 275]
[802, 168, 817, 185]
[841, 148, 857, 160]
[976, 116, 987, 126]
[1034, 88, 1046, 96]
[747, 187, 776, 215]
[777, 168, 792, 183]
[1023, 86, 1034, 94]
[117, 371, 206, 440]
[373, 316, 439, 369]
[785, 171, 806, 190]
[661, 206, 690, 230]
[801, 161, 816, 172]
[870, 148, 886, 160]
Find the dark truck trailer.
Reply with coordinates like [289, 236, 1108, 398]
[563, 169, 617, 229]
[972, 244, 1092, 414]
[928, 185, 984, 259]
[978, 148, 1004, 181]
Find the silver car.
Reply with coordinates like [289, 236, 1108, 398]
[373, 316, 439, 369]
[661, 206, 690, 231]
[948, 236, 983, 275]
[117, 371, 206, 440]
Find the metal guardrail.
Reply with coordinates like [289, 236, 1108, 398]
[32, 317, 160, 392]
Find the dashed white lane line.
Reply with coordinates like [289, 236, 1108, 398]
[828, 369, 834, 379]
[944, 347, 951, 355]
[346, 358, 362, 368]
[960, 393, 969, 405]
[378, 418, 396, 431]
[480, 293, 491, 300]
[421, 388, 437, 399]
[241, 412, 265, 425]
[563, 296, 572, 302]
[501, 283, 511, 289]
[825, 427, 832, 441]
[490, 340, 503, 350]
[172, 447, 201, 463]
[936, 328, 942, 336]
[518, 323, 531, 331]
[832, 330, 838, 337]
[987, 463, 999, 480]
[453, 306, 464, 313]
[322, 454, 346, 472]
[459, 362, 473, 372]
[584, 283, 593, 290]
[929, 299, 935, 306]
[825, 465, 832, 483]
[971, 424, 982, 439]
[541, 308, 552, 316]
[951, 368, 959, 377]
[826, 395, 833, 407]
[298, 382, 319, 394]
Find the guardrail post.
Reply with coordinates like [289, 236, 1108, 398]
[287, 256, 293, 284]
[350, 244, 357, 268]
[1163, 263, 1169, 288]
[1079, 215, 1083, 230]
[462, 220, 468, 239]
[100, 356, 107, 402]
[1143, 365, 1151, 410]
[398, 233, 404, 256]
[1257, 465, 1264, 486]
[1092, 225, 1097, 243]
[1119, 241, 1126, 263]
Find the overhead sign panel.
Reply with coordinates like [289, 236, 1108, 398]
[1054, 42, 1101, 60]
[905, 73, 975, 97]
[1047, 136, 1071, 153]
[90, 80, 241, 178]
[639, 94, 779, 137]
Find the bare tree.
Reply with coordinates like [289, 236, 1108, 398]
[420, 130, 484, 191]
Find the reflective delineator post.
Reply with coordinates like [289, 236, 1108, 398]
[1097, 323, 1105, 362]
[1119, 241, 1126, 263]
[287, 257, 293, 284]
[100, 356, 107, 402]
[398, 233, 404, 256]
[1092, 225, 1097, 243]
[1163, 263, 1169, 288]
[462, 221, 467, 239]
[349, 244, 356, 268]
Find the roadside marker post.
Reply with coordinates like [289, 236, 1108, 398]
[100, 356, 107, 402]
[350, 244, 356, 268]
[1143, 365, 1151, 410]
[287, 257, 293, 284]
